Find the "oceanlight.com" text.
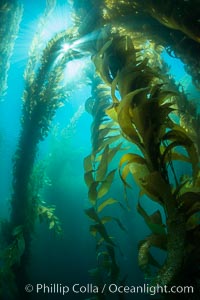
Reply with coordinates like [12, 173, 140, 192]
[24, 283, 194, 296]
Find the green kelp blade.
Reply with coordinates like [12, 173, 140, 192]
[49, 220, 55, 229]
[97, 169, 116, 198]
[106, 104, 119, 122]
[97, 198, 118, 213]
[91, 125, 110, 148]
[85, 207, 100, 223]
[128, 103, 147, 139]
[84, 154, 93, 172]
[90, 223, 116, 246]
[170, 152, 191, 163]
[157, 89, 178, 104]
[88, 182, 99, 204]
[119, 153, 146, 168]
[130, 100, 169, 145]
[108, 142, 123, 163]
[119, 163, 133, 189]
[93, 141, 122, 164]
[92, 39, 113, 86]
[138, 171, 171, 204]
[119, 153, 147, 189]
[101, 216, 113, 224]
[117, 89, 146, 144]
[137, 202, 166, 235]
[93, 104, 109, 121]
[99, 122, 116, 130]
[97, 127, 112, 140]
[97, 89, 111, 99]
[158, 101, 175, 122]
[96, 145, 109, 181]
[117, 63, 149, 98]
[84, 170, 94, 187]
[162, 145, 191, 164]
[161, 141, 190, 163]
[97, 134, 122, 152]
[163, 127, 199, 178]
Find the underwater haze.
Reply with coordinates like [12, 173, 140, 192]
[0, 1, 200, 300]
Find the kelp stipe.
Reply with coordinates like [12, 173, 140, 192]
[97, 35, 200, 298]
[72, 1, 200, 298]
[0, 4, 83, 299]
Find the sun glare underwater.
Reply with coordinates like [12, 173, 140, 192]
[0, 1, 200, 300]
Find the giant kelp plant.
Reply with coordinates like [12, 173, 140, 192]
[72, 0, 200, 299]
[0, 2, 83, 299]
[0, 0, 200, 300]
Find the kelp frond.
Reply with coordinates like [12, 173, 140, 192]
[87, 19, 200, 294]
[84, 74, 127, 292]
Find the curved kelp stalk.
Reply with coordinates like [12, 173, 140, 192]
[94, 33, 200, 298]
[0, 0, 23, 98]
[84, 74, 127, 299]
[0, 13, 83, 300]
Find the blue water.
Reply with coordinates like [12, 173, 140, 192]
[0, 1, 199, 300]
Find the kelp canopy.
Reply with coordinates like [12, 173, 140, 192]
[0, 0, 200, 299]
[72, 0, 200, 88]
